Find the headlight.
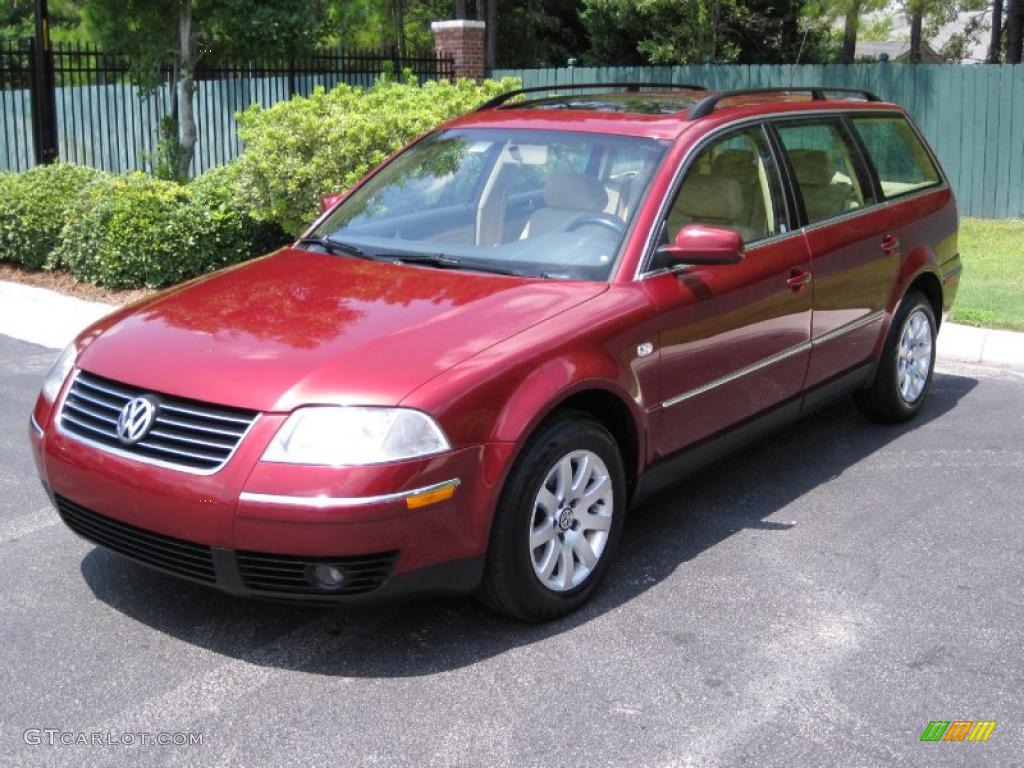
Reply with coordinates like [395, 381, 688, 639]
[261, 406, 451, 466]
[40, 343, 77, 403]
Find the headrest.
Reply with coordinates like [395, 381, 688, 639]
[676, 174, 744, 221]
[712, 150, 758, 184]
[788, 150, 833, 187]
[543, 170, 609, 211]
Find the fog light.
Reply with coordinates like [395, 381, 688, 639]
[307, 563, 346, 590]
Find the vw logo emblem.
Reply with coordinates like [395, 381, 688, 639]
[116, 396, 158, 445]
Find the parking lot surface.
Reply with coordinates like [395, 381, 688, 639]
[2, 333, 1021, 767]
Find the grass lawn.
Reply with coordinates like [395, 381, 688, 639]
[949, 218, 1024, 331]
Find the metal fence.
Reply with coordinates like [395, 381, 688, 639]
[491, 64, 1024, 219]
[1, 41, 455, 176]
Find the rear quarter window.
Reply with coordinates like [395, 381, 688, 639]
[851, 116, 941, 199]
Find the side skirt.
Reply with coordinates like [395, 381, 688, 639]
[631, 362, 874, 508]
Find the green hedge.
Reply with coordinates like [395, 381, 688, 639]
[0, 163, 288, 289]
[235, 75, 520, 235]
[0, 164, 107, 269]
[51, 169, 288, 289]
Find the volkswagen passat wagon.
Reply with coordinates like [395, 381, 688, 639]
[30, 85, 961, 620]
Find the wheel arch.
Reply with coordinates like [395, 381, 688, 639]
[905, 269, 944, 327]
[493, 379, 646, 505]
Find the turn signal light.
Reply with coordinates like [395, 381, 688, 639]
[406, 480, 460, 510]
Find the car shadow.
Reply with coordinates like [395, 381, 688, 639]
[81, 371, 978, 677]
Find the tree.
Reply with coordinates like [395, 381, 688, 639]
[1008, 0, 1023, 61]
[1, 0, 88, 44]
[82, 0, 326, 179]
[908, 0, 924, 61]
[581, 0, 831, 65]
[989, 0, 1004, 61]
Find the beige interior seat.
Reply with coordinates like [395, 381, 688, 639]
[667, 174, 757, 242]
[711, 150, 767, 236]
[788, 149, 854, 222]
[521, 171, 610, 239]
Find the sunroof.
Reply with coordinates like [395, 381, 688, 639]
[506, 90, 705, 116]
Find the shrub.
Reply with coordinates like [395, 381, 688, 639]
[0, 163, 108, 269]
[53, 169, 288, 289]
[186, 163, 289, 265]
[234, 75, 520, 234]
[54, 173, 197, 288]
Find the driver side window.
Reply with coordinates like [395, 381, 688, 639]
[666, 126, 786, 245]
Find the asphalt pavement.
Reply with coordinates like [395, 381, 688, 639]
[1, 333, 1022, 768]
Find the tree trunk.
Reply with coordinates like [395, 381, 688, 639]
[455, 0, 466, 19]
[393, 0, 407, 58]
[475, 0, 484, 21]
[841, 0, 861, 64]
[989, 0, 1004, 62]
[1007, 0, 1023, 63]
[485, 0, 497, 68]
[176, 4, 197, 180]
[909, 9, 923, 63]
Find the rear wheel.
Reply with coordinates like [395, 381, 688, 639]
[855, 291, 937, 422]
[475, 412, 626, 621]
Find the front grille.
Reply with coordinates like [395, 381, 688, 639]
[56, 496, 217, 583]
[60, 371, 258, 472]
[237, 550, 399, 596]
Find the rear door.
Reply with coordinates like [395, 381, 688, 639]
[643, 123, 813, 461]
[771, 116, 897, 389]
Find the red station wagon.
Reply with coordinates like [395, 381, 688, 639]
[30, 85, 962, 620]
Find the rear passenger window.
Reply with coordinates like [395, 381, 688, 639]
[775, 121, 870, 224]
[852, 116, 940, 199]
[665, 126, 787, 245]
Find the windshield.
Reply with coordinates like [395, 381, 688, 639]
[311, 128, 669, 280]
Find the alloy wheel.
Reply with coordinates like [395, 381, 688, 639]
[896, 307, 933, 404]
[528, 449, 614, 592]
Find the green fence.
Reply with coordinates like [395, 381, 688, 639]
[489, 64, 1024, 220]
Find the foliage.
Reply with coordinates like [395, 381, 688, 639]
[81, 0, 330, 178]
[0, 164, 107, 269]
[144, 116, 187, 181]
[233, 74, 520, 235]
[1, 0, 87, 44]
[47, 167, 287, 289]
[581, 0, 832, 65]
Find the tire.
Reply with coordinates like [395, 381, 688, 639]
[855, 290, 937, 423]
[475, 411, 627, 621]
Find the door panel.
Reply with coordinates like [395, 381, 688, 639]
[646, 235, 813, 460]
[645, 124, 812, 462]
[773, 118, 896, 388]
[801, 209, 897, 386]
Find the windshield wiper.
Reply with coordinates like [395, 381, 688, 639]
[296, 236, 372, 260]
[390, 253, 526, 277]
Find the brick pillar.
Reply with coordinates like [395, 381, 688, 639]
[431, 20, 486, 81]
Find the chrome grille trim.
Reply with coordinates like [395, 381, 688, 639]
[57, 370, 259, 475]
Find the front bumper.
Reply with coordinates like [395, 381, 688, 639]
[31, 402, 515, 603]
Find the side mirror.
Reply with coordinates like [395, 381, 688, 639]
[320, 193, 345, 213]
[656, 224, 744, 267]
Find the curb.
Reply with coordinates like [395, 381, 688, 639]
[1, 279, 1023, 370]
[935, 321, 1024, 369]
[0, 280, 118, 351]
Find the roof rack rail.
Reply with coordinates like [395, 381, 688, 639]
[475, 82, 707, 112]
[687, 87, 881, 120]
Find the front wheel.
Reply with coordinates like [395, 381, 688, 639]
[855, 291, 937, 422]
[475, 412, 627, 621]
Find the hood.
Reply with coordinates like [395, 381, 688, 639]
[76, 249, 607, 412]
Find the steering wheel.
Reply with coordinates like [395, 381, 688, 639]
[566, 212, 626, 235]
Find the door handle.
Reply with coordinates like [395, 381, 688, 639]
[787, 268, 812, 292]
[880, 234, 900, 253]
